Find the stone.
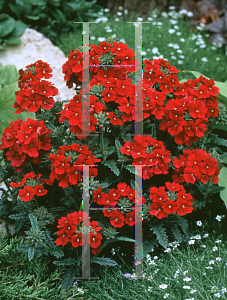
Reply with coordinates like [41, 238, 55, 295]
[0, 28, 75, 102]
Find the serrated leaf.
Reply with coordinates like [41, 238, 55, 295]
[182, 70, 227, 108]
[115, 139, 122, 152]
[49, 247, 64, 259]
[218, 166, 227, 209]
[101, 160, 120, 176]
[8, 212, 27, 220]
[91, 256, 118, 267]
[28, 214, 39, 230]
[61, 266, 79, 291]
[53, 257, 77, 266]
[150, 224, 169, 248]
[28, 246, 35, 261]
[125, 165, 139, 175]
[178, 217, 189, 238]
[171, 224, 183, 243]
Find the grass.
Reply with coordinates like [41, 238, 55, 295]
[1, 4, 227, 300]
[1, 214, 226, 299]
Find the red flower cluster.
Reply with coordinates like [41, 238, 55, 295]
[149, 181, 194, 219]
[13, 60, 59, 114]
[55, 211, 103, 255]
[158, 76, 220, 146]
[60, 41, 145, 138]
[10, 171, 48, 202]
[120, 135, 171, 180]
[172, 148, 220, 184]
[0, 118, 52, 172]
[48, 143, 101, 188]
[58, 91, 106, 138]
[92, 182, 145, 228]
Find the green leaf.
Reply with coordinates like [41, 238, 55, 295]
[24, 15, 40, 20]
[91, 256, 118, 267]
[171, 224, 183, 243]
[10, 20, 27, 37]
[182, 70, 227, 108]
[61, 266, 79, 291]
[8, 212, 27, 220]
[115, 139, 122, 152]
[0, 64, 19, 87]
[0, 15, 15, 38]
[178, 217, 190, 238]
[0, 0, 5, 10]
[53, 257, 77, 266]
[4, 36, 21, 45]
[218, 167, 227, 209]
[28, 214, 39, 230]
[209, 123, 227, 132]
[150, 224, 169, 248]
[124, 165, 139, 175]
[101, 160, 120, 176]
[28, 246, 35, 261]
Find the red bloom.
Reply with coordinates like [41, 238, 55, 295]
[18, 186, 35, 202]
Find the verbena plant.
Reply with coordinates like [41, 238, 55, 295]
[0, 36, 227, 292]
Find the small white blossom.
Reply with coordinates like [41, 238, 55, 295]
[163, 293, 169, 298]
[190, 290, 197, 294]
[216, 257, 222, 261]
[201, 57, 208, 62]
[213, 246, 218, 251]
[169, 29, 176, 34]
[187, 11, 193, 17]
[180, 38, 185, 42]
[188, 240, 195, 245]
[214, 293, 221, 298]
[196, 220, 202, 226]
[183, 270, 189, 276]
[183, 286, 191, 289]
[159, 284, 168, 289]
[117, 12, 122, 16]
[184, 277, 191, 282]
[209, 260, 215, 265]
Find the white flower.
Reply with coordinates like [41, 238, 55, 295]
[190, 290, 197, 294]
[95, 17, 108, 23]
[184, 277, 191, 282]
[117, 12, 122, 16]
[157, 22, 163, 26]
[178, 60, 183, 64]
[180, 38, 185, 42]
[179, 9, 188, 15]
[154, 256, 158, 259]
[203, 233, 209, 238]
[77, 288, 84, 294]
[213, 246, 218, 251]
[169, 6, 176, 10]
[174, 25, 179, 29]
[90, 36, 96, 40]
[215, 240, 222, 244]
[196, 220, 202, 226]
[216, 257, 222, 261]
[161, 12, 168, 18]
[118, 6, 124, 10]
[183, 286, 191, 289]
[187, 11, 193, 17]
[159, 284, 168, 289]
[137, 17, 143, 21]
[147, 17, 153, 21]
[201, 57, 208, 62]
[179, 55, 185, 59]
[176, 32, 182, 35]
[188, 240, 195, 245]
[97, 37, 106, 42]
[104, 8, 110, 12]
[115, 18, 120, 22]
[164, 293, 169, 298]
[152, 47, 159, 54]
[170, 20, 178, 24]
[194, 235, 201, 240]
[141, 51, 147, 55]
[106, 29, 112, 32]
[177, 49, 183, 53]
[214, 293, 221, 298]
[169, 29, 175, 34]
[209, 260, 215, 265]
[216, 57, 220, 61]
[124, 9, 128, 14]
[183, 270, 188, 275]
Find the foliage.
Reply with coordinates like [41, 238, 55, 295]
[0, 63, 35, 137]
[0, 0, 104, 44]
[0, 13, 27, 50]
